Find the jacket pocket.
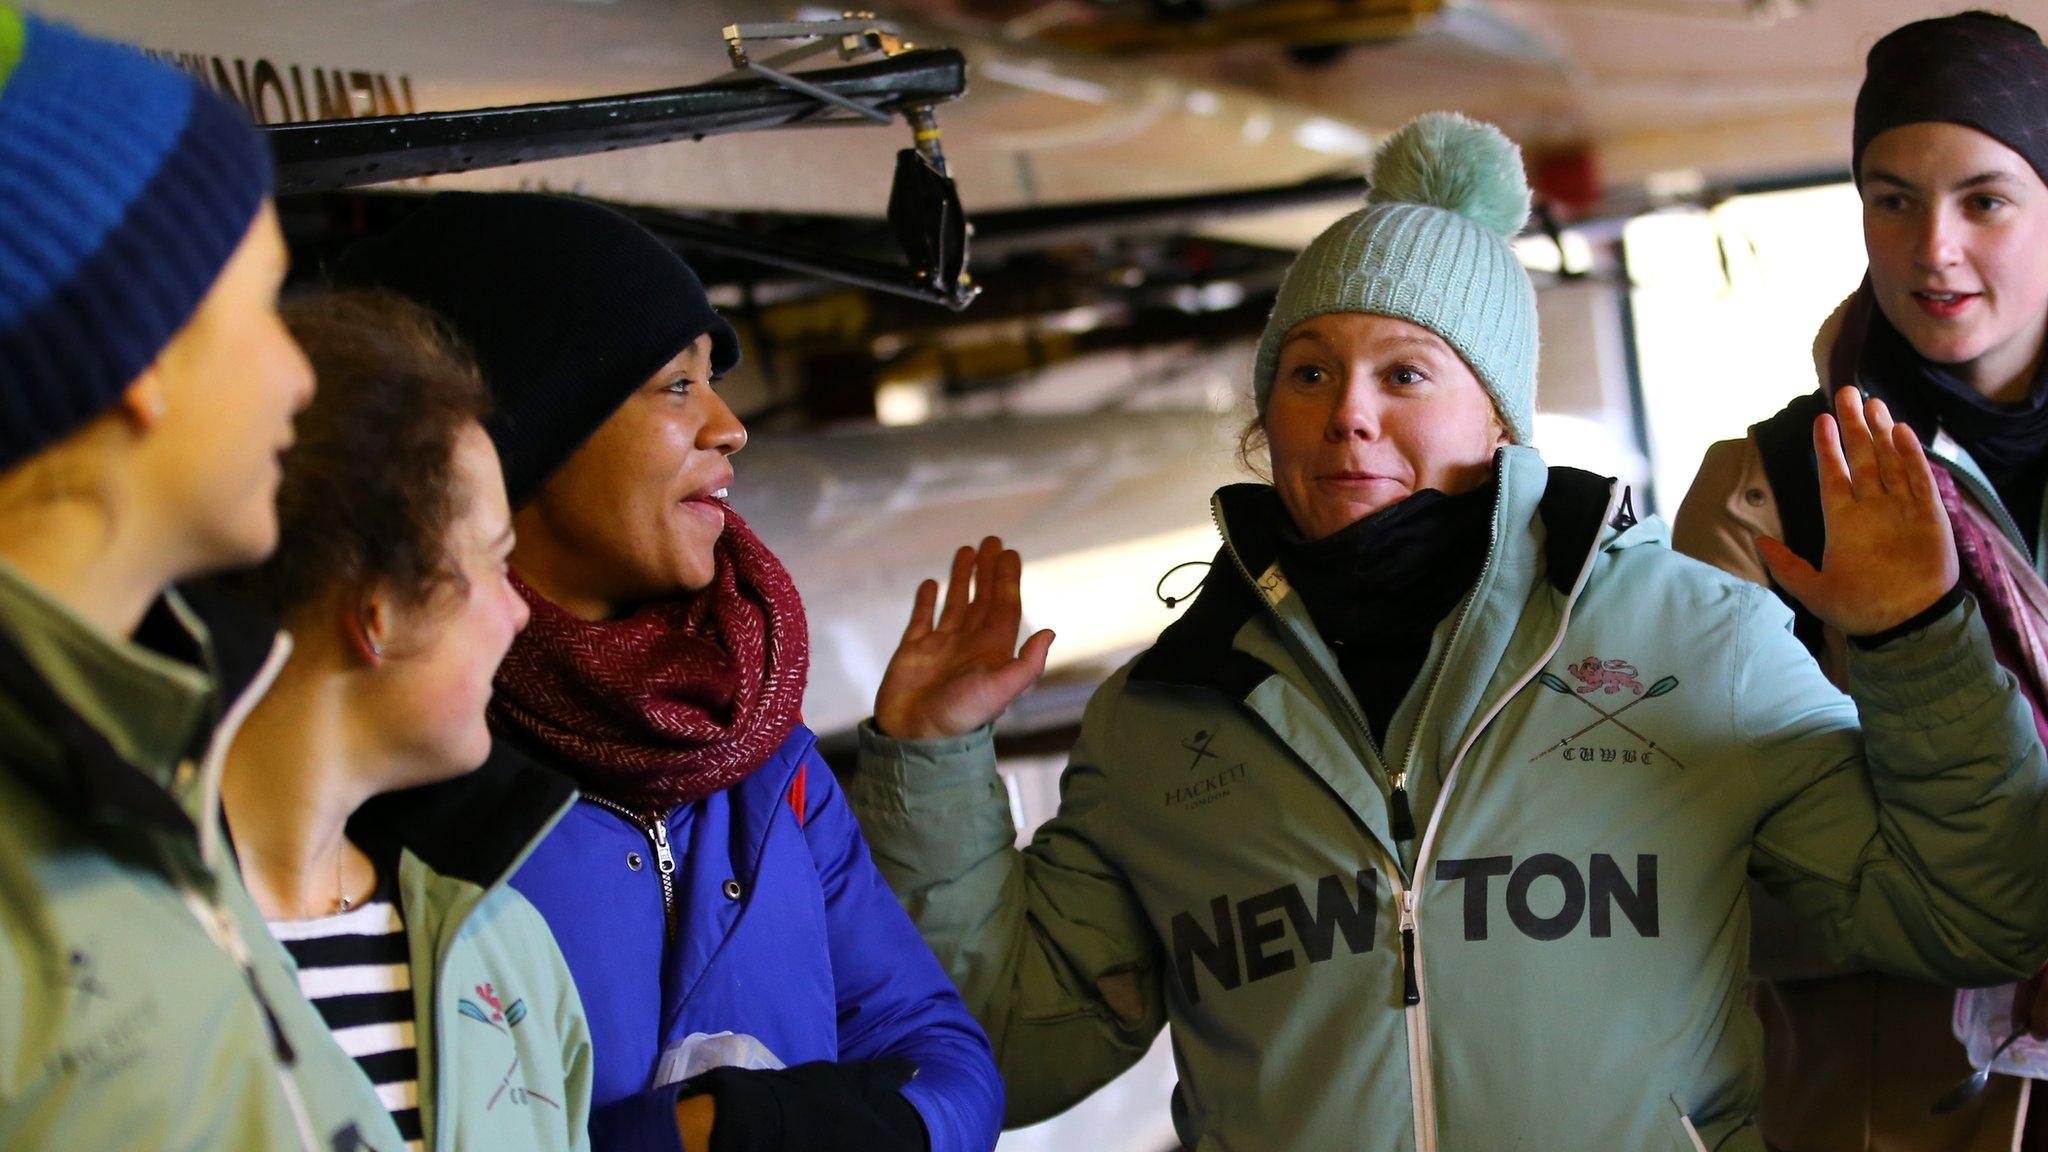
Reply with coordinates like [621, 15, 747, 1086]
[1666, 1093, 1711, 1152]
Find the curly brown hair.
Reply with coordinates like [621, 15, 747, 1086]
[1236, 413, 1272, 481]
[216, 289, 491, 619]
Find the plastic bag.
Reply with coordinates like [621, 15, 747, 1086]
[1952, 985, 2048, 1079]
[655, 1031, 787, 1087]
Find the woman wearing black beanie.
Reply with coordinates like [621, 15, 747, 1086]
[337, 193, 1003, 1152]
[1678, 11, 2048, 1150]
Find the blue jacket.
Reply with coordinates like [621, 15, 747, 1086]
[510, 724, 1002, 1152]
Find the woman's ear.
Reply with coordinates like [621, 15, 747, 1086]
[346, 587, 393, 666]
[117, 369, 169, 430]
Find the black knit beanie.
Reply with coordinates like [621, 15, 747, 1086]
[334, 193, 739, 507]
[1854, 10, 2048, 187]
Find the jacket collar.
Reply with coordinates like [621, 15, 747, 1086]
[0, 566, 285, 845]
[350, 737, 577, 893]
[1133, 451, 1622, 697]
[1129, 451, 1622, 869]
[349, 740, 578, 894]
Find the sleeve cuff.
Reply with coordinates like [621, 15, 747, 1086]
[1845, 594, 2004, 722]
[854, 720, 1000, 806]
[1849, 583, 1966, 650]
[589, 1082, 688, 1152]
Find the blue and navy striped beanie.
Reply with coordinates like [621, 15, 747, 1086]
[0, 4, 272, 471]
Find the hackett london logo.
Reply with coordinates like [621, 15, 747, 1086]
[1169, 728, 1250, 810]
[1530, 656, 1687, 769]
[64, 949, 109, 1006]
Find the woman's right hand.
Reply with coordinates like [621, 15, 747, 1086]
[873, 536, 1055, 741]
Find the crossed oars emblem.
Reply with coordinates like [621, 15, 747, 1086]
[1531, 673, 1686, 769]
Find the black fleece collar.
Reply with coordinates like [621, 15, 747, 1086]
[348, 740, 577, 892]
[0, 583, 282, 843]
[1130, 466, 1619, 696]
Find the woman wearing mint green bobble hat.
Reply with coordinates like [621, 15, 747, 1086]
[845, 111, 2048, 1151]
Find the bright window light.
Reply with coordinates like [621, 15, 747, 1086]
[1533, 412, 1647, 482]
[1625, 183, 1865, 512]
[1018, 525, 1223, 666]
[875, 381, 935, 427]
[1291, 116, 1373, 158]
[1514, 234, 1563, 273]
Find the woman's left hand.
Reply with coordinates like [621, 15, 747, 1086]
[1756, 386, 1959, 638]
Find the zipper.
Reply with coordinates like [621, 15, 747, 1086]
[166, 632, 325, 1152]
[1209, 492, 1497, 848]
[173, 866, 323, 1152]
[1210, 469, 1615, 1152]
[1417, 479, 1617, 867]
[586, 794, 678, 935]
[1385, 495, 1500, 843]
[1398, 891, 1420, 1006]
[1931, 436, 2029, 555]
[1211, 496, 1439, 1147]
[1678, 1112, 1711, 1152]
[1386, 772, 1416, 843]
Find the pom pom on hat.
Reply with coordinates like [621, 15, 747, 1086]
[1366, 111, 1531, 239]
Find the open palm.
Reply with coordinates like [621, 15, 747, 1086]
[874, 537, 1055, 741]
[1758, 386, 1959, 638]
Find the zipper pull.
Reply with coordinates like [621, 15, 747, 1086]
[649, 817, 676, 878]
[1399, 892, 1420, 1007]
[1388, 772, 1416, 842]
[248, 973, 298, 1064]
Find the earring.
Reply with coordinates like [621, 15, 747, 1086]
[366, 637, 384, 659]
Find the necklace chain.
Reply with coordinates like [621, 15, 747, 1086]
[335, 840, 354, 914]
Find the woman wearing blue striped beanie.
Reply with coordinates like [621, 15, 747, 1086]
[0, 6, 407, 1150]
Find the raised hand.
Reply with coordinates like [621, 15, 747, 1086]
[1756, 386, 1959, 638]
[873, 536, 1055, 741]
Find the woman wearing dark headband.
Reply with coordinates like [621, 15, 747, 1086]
[1678, 11, 2048, 1149]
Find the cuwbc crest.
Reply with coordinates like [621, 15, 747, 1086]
[1567, 657, 1644, 695]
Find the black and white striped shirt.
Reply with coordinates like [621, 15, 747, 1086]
[269, 897, 424, 1150]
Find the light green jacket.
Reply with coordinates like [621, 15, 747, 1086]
[0, 561, 404, 1151]
[346, 745, 594, 1152]
[850, 447, 2048, 1152]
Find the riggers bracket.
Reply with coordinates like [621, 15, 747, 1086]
[722, 14, 918, 125]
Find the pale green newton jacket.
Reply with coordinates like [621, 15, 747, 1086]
[0, 562, 404, 1152]
[851, 446, 2048, 1152]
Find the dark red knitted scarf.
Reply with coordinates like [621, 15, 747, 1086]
[491, 504, 809, 816]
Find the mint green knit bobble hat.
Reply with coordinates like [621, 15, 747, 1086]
[1253, 111, 1539, 444]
